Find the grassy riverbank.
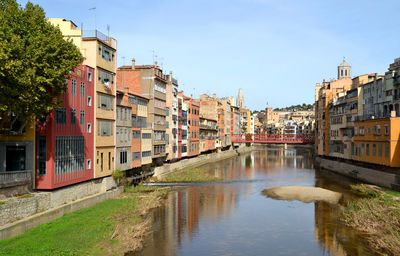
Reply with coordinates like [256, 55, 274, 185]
[0, 185, 169, 256]
[341, 184, 400, 256]
[154, 167, 224, 182]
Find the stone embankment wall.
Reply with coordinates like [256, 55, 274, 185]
[315, 156, 400, 190]
[155, 145, 256, 178]
[0, 176, 118, 236]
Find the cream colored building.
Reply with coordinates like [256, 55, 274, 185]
[48, 18, 117, 178]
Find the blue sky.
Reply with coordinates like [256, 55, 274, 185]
[18, 0, 400, 110]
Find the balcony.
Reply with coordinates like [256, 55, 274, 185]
[154, 107, 166, 116]
[154, 123, 166, 131]
[154, 90, 166, 101]
[200, 124, 218, 131]
[0, 170, 32, 189]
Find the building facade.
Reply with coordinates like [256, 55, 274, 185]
[36, 65, 95, 189]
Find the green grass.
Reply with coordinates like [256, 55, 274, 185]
[0, 195, 138, 256]
[0, 201, 5, 205]
[159, 168, 223, 183]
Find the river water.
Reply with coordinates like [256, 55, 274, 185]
[132, 146, 374, 256]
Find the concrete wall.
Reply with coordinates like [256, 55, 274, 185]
[154, 145, 255, 178]
[315, 156, 400, 190]
[0, 176, 117, 227]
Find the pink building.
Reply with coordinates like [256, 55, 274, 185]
[36, 65, 95, 189]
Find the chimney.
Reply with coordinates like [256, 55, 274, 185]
[131, 58, 135, 69]
[154, 61, 158, 68]
[169, 71, 172, 82]
[212, 93, 216, 99]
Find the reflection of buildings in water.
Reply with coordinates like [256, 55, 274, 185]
[245, 155, 253, 179]
[314, 179, 375, 256]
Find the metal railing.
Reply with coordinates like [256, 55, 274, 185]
[0, 170, 32, 188]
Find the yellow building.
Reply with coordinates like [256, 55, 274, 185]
[48, 18, 117, 178]
[352, 117, 400, 167]
[0, 119, 35, 195]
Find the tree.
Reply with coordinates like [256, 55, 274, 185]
[0, 0, 82, 134]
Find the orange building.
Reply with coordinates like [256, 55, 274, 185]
[184, 95, 199, 157]
[352, 117, 400, 167]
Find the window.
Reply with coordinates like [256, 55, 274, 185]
[6, 146, 26, 171]
[375, 125, 381, 135]
[379, 144, 383, 157]
[132, 152, 140, 161]
[98, 120, 113, 136]
[80, 111, 85, 126]
[385, 143, 390, 158]
[71, 79, 77, 95]
[38, 137, 46, 175]
[120, 151, 127, 164]
[98, 69, 114, 86]
[87, 159, 91, 170]
[129, 96, 137, 104]
[138, 116, 147, 128]
[101, 44, 114, 61]
[55, 136, 85, 175]
[133, 130, 140, 138]
[366, 144, 369, 156]
[98, 94, 114, 110]
[154, 131, 165, 141]
[142, 133, 151, 139]
[87, 96, 92, 106]
[354, 127, 358, 135]
[359, 126, 365, 135]
[88, 71, 92, 82]
[71, 109, 76, 125]
[142, 151, 151, 157]
[132, 114, 137, 127]
[80, 82, 85, 98]
[87, 123, 92, 133]
[56, 108, 67, 124]
[108, 152, 111, 170]
[368, 127, 371, 134]
[372, 144, 376, 156]
[385, 125, 389, 135]
[100, 152, 103, 172]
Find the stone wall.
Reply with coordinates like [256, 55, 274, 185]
[0, 186, 123, 241]
[154, 145, 256, 178]
[315, 156, 400, 190]
[0, 176, 117, 227]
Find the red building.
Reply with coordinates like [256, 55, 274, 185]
[36, 65, 95, 189]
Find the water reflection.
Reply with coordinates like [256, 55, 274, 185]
[131, 146, 374, 256]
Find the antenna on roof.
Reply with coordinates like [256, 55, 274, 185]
[88, 7, 96, 29]
[107, 24, 110, 38]
[122, 56, 125, 66]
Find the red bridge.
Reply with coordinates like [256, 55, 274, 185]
[232, 134, 315, 144]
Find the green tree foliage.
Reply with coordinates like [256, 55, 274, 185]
[0, 0, 82, 133]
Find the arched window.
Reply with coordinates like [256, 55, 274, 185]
[341, 70, 343, 77]
[345, 70, 348, 76]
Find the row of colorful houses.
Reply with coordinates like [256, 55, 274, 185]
[315, 57, 400, 167]
[0, 18, 254, 196]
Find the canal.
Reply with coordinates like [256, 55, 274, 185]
[133, 146, 374, 256]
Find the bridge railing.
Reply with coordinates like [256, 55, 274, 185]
[232, 134, 315, 144]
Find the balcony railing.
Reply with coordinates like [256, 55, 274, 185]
[0, 170, 32, 189]
[82, 30, 117, 49]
